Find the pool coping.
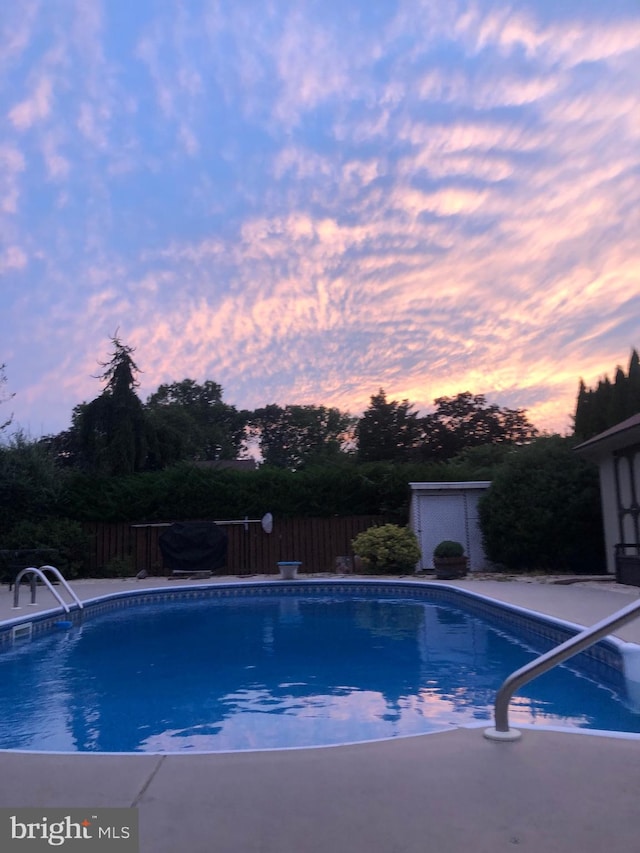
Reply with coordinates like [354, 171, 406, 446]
[2, 576, 637, 655]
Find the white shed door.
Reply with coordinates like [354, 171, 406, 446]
[419, 495, 467, 568]
[465, 491, 486, 570]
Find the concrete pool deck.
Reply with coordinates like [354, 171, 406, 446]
[2, 574, 640, 852]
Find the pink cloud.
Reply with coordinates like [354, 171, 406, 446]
[8, 76, 53, 130]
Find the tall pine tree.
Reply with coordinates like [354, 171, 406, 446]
[628, 349, 640, 415]
[574, 348, 640, 441]
[355, 389, 422, 462]
[75, 336, 149, 475]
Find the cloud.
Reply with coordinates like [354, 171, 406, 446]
[0, 245, 27, 273]
[0, 144, 25, 213]
[0, 1, 36, 60]
[8, 76, 53, 130]
[1, 0, 639, 439]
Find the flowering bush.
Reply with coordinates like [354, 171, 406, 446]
[352, 524, 421, 574]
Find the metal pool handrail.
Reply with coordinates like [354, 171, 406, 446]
[484, 596, 640, 741]
[12, 565, 83, 614]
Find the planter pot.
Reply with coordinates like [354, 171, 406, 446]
[277, 561, 302, 580]
[433, 556, 468, 580]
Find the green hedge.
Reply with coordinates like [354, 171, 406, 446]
[0, 517, 89, 579]
[478, 436, 604, 573]
[7, 436, 607, 578]
[59, 460, 472, 523]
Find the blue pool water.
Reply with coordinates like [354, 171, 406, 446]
[1, 591, 639, 752]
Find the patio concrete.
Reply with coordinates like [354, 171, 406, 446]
[450, 576, 640, 642]
[1, 728, 639, 852]
[2, 575, 640, 852]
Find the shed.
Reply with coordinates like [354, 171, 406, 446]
[574, 414, 640, 583]
[409, 481, 492, 572]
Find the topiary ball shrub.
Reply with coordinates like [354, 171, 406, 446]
[433, 540, 467, 579]
[433, 540, 465, 559]
[352, 524, 421, 574]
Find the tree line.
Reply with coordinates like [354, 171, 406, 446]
[39, 336, 539, 475]
[3, 342, 638, 577]
[574, 349, 640, 441]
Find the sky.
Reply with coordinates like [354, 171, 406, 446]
[1, 0, 639, 441]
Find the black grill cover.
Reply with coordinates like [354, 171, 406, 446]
[159, 522, 228, 572]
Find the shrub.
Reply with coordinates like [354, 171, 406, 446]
[352, 524, 421, 574]
[0, 517, 90, 579]
[97, 555, 134, 578]
[478, 436, 604, 573]
[434, 540, 465, 558]
[60, 458, 498, 524]
[0, 432, 66, 527]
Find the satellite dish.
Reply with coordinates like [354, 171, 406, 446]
[261, 512, 273, 534]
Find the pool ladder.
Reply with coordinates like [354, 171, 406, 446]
[485, 596, 640, 741]
[12, 565, 84, 614]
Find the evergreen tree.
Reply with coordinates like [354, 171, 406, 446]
[627, 349, 640, 417]
[573, 380, 593, 441]
[355, 390, 422, 463]
[573, 348, 640, 441]
[595, 378, 613, 434]
[608, 367, 628, 428]
[74, 336, 149, 475]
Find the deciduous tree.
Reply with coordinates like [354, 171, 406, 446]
[251, 403, 355, 469]
[146, 378, 248, 462]
[422, 392, 537, 460]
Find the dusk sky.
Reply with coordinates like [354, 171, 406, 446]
[1, 0, 639, 440]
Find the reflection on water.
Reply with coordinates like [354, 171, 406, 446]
[0, 594, 636, 752]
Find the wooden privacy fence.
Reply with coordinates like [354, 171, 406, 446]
[82, 516, 390, 576]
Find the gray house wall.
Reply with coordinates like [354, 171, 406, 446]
[598, 454, 622, 575]
[575, 414, 640, 576]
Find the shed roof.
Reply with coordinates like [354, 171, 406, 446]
[574, 413, 640, 457]
[409, 481, 491, 491]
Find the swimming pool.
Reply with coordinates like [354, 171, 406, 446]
[1, 581, 639, 752]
